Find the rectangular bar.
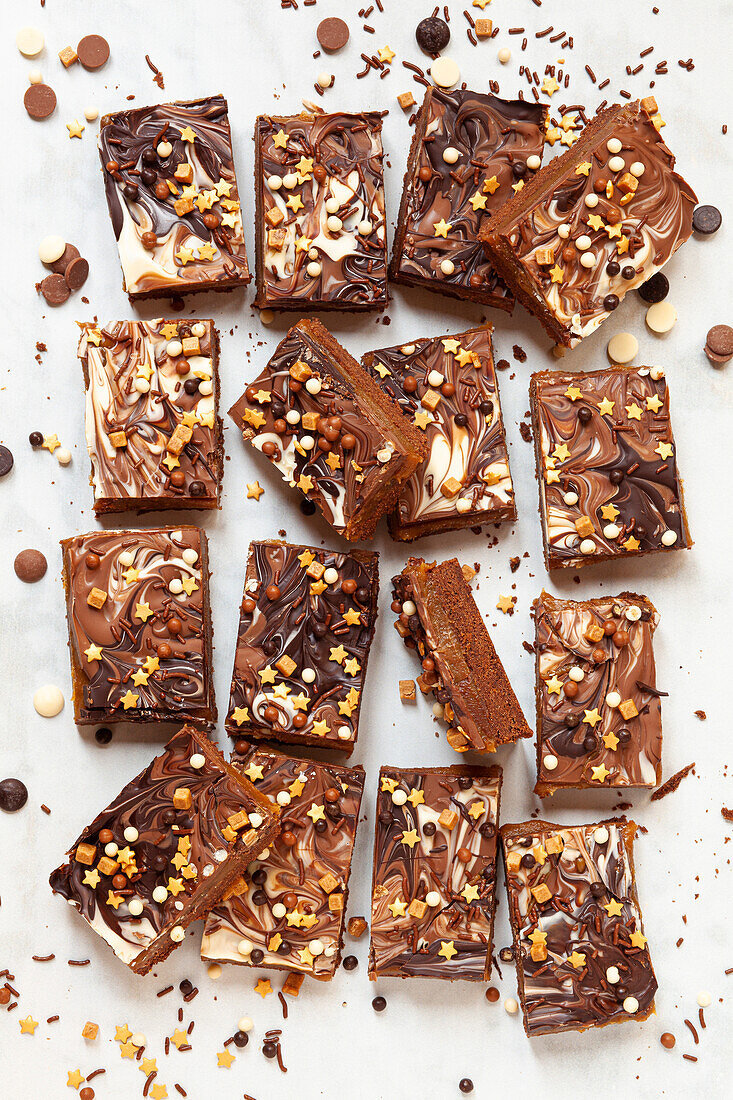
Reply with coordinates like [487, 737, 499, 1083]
[202, 745, 364, 981]
[225, 540, 379, 753]
[78, 319, 222, 513]
[369, 763, 502, 980]
[501, 817, 657, 1036]
[49, 726, 279, 975]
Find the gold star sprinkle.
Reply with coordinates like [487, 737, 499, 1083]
[381, 776, 399, 793]
[461, 883, 480, 904]
[591, 763, 610, 783]
[296, 156, 314, 177]
[468, 800, 485, 820]
[552, 443, 571, 462]
[231, 707, 250, 726]
[181, 576, 198, 597]
[583, 708, 602, 728]
[378, 45, 396, 64]
[545, 127, 561, 146]
[388, 897, 407, 918]
[217, 1050, 235, 1069]
[197, 242, 217, 262]
[67, 119, 85, 139]
[407, 788, 424, 808]
[511, 180, 525, 194]
[438, 940, 457, 961]
[587, 213, 604, 232]
[567, 950, 586, 969]
[496, 594, 514, 614]
[312, 719, 331, 738]
[400, 829, 420, 849]
[175, 247, 195, 266]
[297, 549, 315, 568]
[107, 891, 123, 911]
[42, 434, 60, 454]
[297, 473, 314, 494]
[119, 1041, 138, 1059]
[433, 218, 452, 238]
[483, 175, 500, 194]
[575, 161, 592, 176]
[469, 191, 488, 211]
[67, 1069, 84, 1090]
[171, 1028, 188, 1050]
[255, 978, 272, 998]
[307, 802, 326, 823]
[472, 0, 491, 8]
[550, 264, 564, 283]
[84, 643, 103, 663]
[646, 394, 663, 412]
[545, 676, 563, 695]
[131, 669, 149, 687]
[286, 194, 304, 214]
[289, 777, 306, 799]
[259, 665, 277, 685]
[150, 1087, 168, 1100]
[120, 690, 139, 711]
[115, 1025, 132, 1043]
[344, 657, 361, 676]
[602, 731, 619, 751]
[291, 693, 310, 712]
[298, 946, 314, 967]
[626, 403, 642, 421]
[655, 441, 673, 460]
[630, 929, 647, 949]
[82, 868, 100, 888]
[344, 608, 362, 627]
[179, 126, 196, 142]
[529, 928, 547, 946]
[19, 1016, 38, 1035]
[273, 129, 288, 149]
[325, 450, 341, 471]
[329, 645, 347, 665]
[597, 397, 615, 417]
[600, 504, 620, 521]
[564, 385, 582, 401]
[541, 76, 560, 96]
[413, 409, 432, 430]
[623, 535, 641, 552]
[604, 898, 624, 917]
[140, 1058, 158, 1077]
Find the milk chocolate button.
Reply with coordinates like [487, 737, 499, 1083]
[50, 243, 80, 275]
[0, 778, 28, 813]
[65, 256, 89, 291]
[705, 324, 733, 365]
[77, 34, 110, 70]
[24, 83, 57, 120]
[692, 204, 722, 235]
[14, 549, 48, 583]
[40, 273, 70, 306]
[0, 445, 14, 477]
[317, 17, 349, 52]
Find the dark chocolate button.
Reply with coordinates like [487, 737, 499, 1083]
[692, 204, 722, 235]
[24, 83, 57, 120]
[77, 34, 110, 71]
[416, 16, 450, 53]
[299, 499, 316, 516]
[638, 272, 669, 303]
[14, 549, 47, 583]
[94, 726, 113, 745]
[179, 979, 193, 995]
[317, 16, 350, 52]
[65, 256, 89, 291]
[606, 261, 620, 277]
[50, 243, 80, 275]
[0, 778, 28, 812]
[40, 273, 70, 306]
[263, 1040, 278, 1059]
[577, 406, 592, 423]
[0, 445, 14, 477]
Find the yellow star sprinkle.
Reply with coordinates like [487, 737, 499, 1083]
[626, 403, 642, 421]
[197, 242, 217, 262]
[84, 643, 103, 663]
[297, 473, 314, 494]
[171, 1028, 188, 1050]
[67, 119, 85, 139]
[511, 180, 525, 194]
[564, 385, 582, 401]
[646, 394, 663, 412]
[120, 690, 139, 710]
[378, 45, 396, 64]
[273, 129, 288, 149]
[231, 706, 250, 726]
[600, 504, 620, 521]
[597, 397, 615, 417]
[545, 676, 563, 696]
[407, 788, 424, 808]
[602, 731, 619, 751]
[259, 665, 277, 685]
[175, 247, 195, 266]
[496, 594, 514, 614]
[550, 264, 564, 283]
[329, 645, 347, 665]
[575, 161, 592, 176]
[482, 175, 500, 195]
[439, 940, 457, 961]
[468, 800, 485, 820]
[655, 441, 673, 460]
[115, 1024, 132, 1043]
[150, 1087, 168, 1100]
[140, 1058, 158, 1077]
[528, 928, 547, 946]
[122, 567, 140, 585]
[217, 1050, 235, 1069]
[545, 126, 561, 146]
[567, 950, 586, 969]
[180, 126, 196, 142]
[296, 156, 314, 177]
[413, 409, 432, 430]
[307, 802, 326, 823]
[67, 1068, 84, 1090]
[82, 868, 100, 888]
[344, 608, 362, 627]
[286, 194, 304, 214]
[552, 443, 571, 462]
[433, 218, 452, 238]
[291, 693, 310, 712]
[469, 191, 488, 211]
[630, 929, 648, 949]
[381, 776, 399, 793]
[344, 657, 361, 676]
[461, 883, 480, 904]
[388, 897, 407, 918]
[473, 0, 491, 8]
[131, 669, 149, 687]
[623, 536, 641, 552]
[325, 450, 342, 471]
[19, 1016, 38, 1035]
[42, 434, 60, 453]
[297, 549, 315, 568]
[604, 898, 624, 917]
[541, 76, 560, 96]
[298, 946, 315, 967]
[255, 978, 272, 998]
[312, 719, 331, 738]
[587, 213, 604, 231]
[583, 708, 602, 728]
[295, 234, 312, 253]
[119, 1041, 138, 1059]
[400, 829, 420, 849]
[591, 763, 610, 783]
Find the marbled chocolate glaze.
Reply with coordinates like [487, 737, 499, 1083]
[501, 818, 657, 1036]
[393, 88, 545, 307]
[229, 320, 426, 540]
[202, 746, 364, 980]
[532, 367, 690, 569]
[99, 95, 249, 297]
[534, 591, 662, 794]
[78, 319, 221, 509]
[256, 112, 387, 309]
[226, 541, 378, 751]
[61, 527, 215, 725]
[369, 765, 501, 980]
[362, 327, 514, 538]
[485, 101, 696, 345]
[49, 727, 278, 974]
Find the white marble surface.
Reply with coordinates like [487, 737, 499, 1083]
[1, 0, 731, 1097]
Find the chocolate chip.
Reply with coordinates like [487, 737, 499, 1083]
[65, 256, 89, 291]
[0, 778, 28, 812]
[179, 979, 193, 995]
[77, 34, 110, 71]
[24, 83, 57, 120]
[299, 499, 316, 516]
[637, 272, 669, 303]
[184, 378, 200, 395]
[416, 16, 450, 53]
[29, 431, 43, 447]
[50, 243, 80, 275]
[14, 549, 47, 583]
[317, 16, 350, 52]
[342, 954, 358, 971]
[94, 726, 113, 745]
[40, 273, 70, 306]
[0, 445, 14, 477]
[692, 204, 722, 235]
[371, 995, 387, 1012]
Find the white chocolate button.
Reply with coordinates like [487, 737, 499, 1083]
[305, 377, 322, 395]
[207, 964, 222, 980]
[527, 154, 541, 170]
[308, 938, 325, 956]
[427, 370, 444, 387]
[317, 72, 333, 89]
[308, 247, 319, 260]
[593, 826, 609, 844]
[17, 27, 44, 57]
[134, 377, 150, 394]
[630, 162, 645, 177]
[563, 491, 579, 506]
[661, 530, 678, 546]
[606, 691, 621, 708]
[608, 155, 625, 172]
[282, 173, 298, 189]
[402, 600, 416, 616]
[326, 215, 343, 233]
[286, 409, 301, 425]
[249, 812, 263, 828]
[425, 891, 441, 907]
[557, 223, 571, 239]
[39, 235, 66, 265]
[105, 842, 118, 857]
[606, 966, 620, 984]
[119, 550, 135, 566]
[337, 725, 351, 740]
[276, 791, 291, 807]
[170, 926, 184, 942]
[323, 567, 339, 584]
[625, 605, 642, 622]
[440, 259, 455, 275]
[56, 448, 72, 467]
[128, 899, 144, 917]
[504, 998, 519, 1015]
[198, 381, 212, 398]
[29, 69, 43, 84]
[272, 902, 286, 918]
[167, 339, 183, 357]
[267, 175, 283, 191]
[606, 137, 623, 154]
[302, 667, 316, 683]
[442, 146, 461, 164]
[190, 753, 205, 769]
[300, 435, 315, 451]
[697, 991, 711, 1008]
[325, 197, 340, 214]
[153, 886, 168, 903]
[543, 754, 558, 771]
[168, 578, 183, 595]
[498, 47, 511, 64]
[190, 322, 206, 338]
[33, 684, 64, 717]
[607, 332, 638, 364]
[623, 996, 639, 1014]
[182, 548, 198, 565]
[579, 539, 595, 555]
[430, 56, 460, 88]
[391, 790, 407, 806]
[645, 301, 677, 335]
[124, 826, 139, 843]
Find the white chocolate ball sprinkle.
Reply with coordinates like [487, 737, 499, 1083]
[323, 567, 339, 584]
[84, 106, 99, 123]
[649, 366, 665, 380]
[440, 259, 455, 275]
[198, 381, 213, 398]
[325, 197, 340, 214]
[306, 261, 322, 278]
[576, 235, 592, 251]
[603, 523, 620, 540]
[630, 161, 645, 177]
[300, 434, 315, 451]
[182, 548, 198, 565]
[391, 790, 408, 806]
[134, 377, 150, 394]
[326, 215, 343, 233]
[317, 72, 333, 89]
[168, 578, 183, 595]
[504, 997, 519, 1015]
[585, 193, 599, 208]
[527, 154, 541, 170]
[249, 812, 263, 828]
[609, 155, 625, 173]
[238, 939, 253, 956]
[272, 902, 286, 919]
[625, 605, 642, 622]
[282, 173, 298, 189]
[157, 141, 172, 158]
[563, 491, 579, 506]
[402, 600, 416, 616]
[337, 726, 351, 740]
[442, 146, 461, 164]
[302, 667, 316, 684]
[286, 409, 301, 425]
[606, 691, 621, 708]
[579, 539, 596, 556]
[543, 754, 558, 771]
[309, 938, 325, 957]
[425, 891, 441, 907]
[498, 47, 511, 64]
[427, 370, 444, 387]
[455, 498, 472, 513]
[167, 339, 183, 357]
[357, 219, 372, 235]
[268, 174, 283, 190]
[153, 886, 168, 903]
[557, 223, 571, 239]
[568, 666, 585, 682]
[190, 753, 205, 770]
[170, 926, 184, 942]
[29, 69, 43, 84]
[607, 137, 623, 154]
[606, 966, 621, 984]
[119, 550, 135, 567]
[104, 842, 119, 857]
[593, 826, 609, 844]
[238, 1016, 254, 1031]
[623, 996, 640, 1014]
[697, 991, 711, 1008]
[580, 252, 596, 268]
[128, 899, 144, 917]
[276, 791, 291, 807]
[132, 1032, 147, 1047]
[123, 826, 139, 843]
[305, 377, 322, 395]
[33, 684, 64, 718]
[56, 448, 72, 467]
[661, 530, 678, 546]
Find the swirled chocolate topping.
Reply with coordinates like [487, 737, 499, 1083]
[228, 319, 427, 541]
[49, 726, 279, 975]
[225, 540, 378, 753]
[533, 590, 663, 796]
[61, 526, 216, 726]
[391, 88, 546, 309]
[99, 95, 250, 299]
[530, 366, 691, 570]
[254, 111, 387, 310]
[393, 557, 531, 753]
[78, 319, 222, 513]
[369, 764, 501, 981]
[501, 817, 657, 1036]
[482, 98, 696, 346]
[202, 744, 364, 981]
[362, 326, 515, 540]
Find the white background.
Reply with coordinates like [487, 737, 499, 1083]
[1, 1, 731, 1097]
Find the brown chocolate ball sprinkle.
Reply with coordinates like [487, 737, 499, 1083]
[14, 549, 47, 583]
